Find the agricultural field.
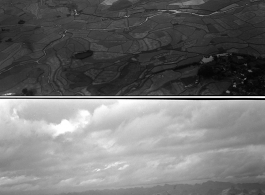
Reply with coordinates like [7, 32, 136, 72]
[0, 0, 265, 95]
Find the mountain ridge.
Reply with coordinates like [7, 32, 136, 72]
[58, 181, 265, 195]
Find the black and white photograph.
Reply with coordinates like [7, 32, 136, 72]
[0, 0, 265, 95]
[0, 100, 265, 195]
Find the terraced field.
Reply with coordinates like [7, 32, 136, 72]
[0, 0, 265, 95]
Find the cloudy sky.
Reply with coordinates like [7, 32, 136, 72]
[0, 100, 265, 195]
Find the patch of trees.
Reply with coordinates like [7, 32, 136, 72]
[197, 64, 214, 78]
[6, 38, 13, 42]
[18, 20, 25, 24]
[72, 50, 94, 60]
[22, 88, 35, 96]
[108, 0, 133, 11]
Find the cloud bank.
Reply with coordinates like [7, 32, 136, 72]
[0, 100, 265, 195]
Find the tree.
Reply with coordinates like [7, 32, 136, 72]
[22, 88, 35, 96]
[197, 64, 214, 78]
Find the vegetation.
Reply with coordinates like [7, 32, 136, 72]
[22, 88, 35, 96]
[198, 64, 214, 78]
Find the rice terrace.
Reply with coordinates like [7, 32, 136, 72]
[1, 0, 265, 95]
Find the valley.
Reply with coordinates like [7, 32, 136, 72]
[0, 0, 265, 95]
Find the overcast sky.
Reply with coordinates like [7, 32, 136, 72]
[0, 100, 265, 195]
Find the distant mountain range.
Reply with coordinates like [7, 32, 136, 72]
[59, 181, 265, 195]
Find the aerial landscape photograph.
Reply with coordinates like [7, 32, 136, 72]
[0, 0, 265, 95]
[0, 99, 265, 195]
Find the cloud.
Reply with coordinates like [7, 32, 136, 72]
[79, 178, 105, 186]
[48, 109, 91, 137]
[118, 164, 129, 170]
[0, 183, 40, 192]
[15, 99, 114, 124]
[0, 100, 265, 194]
[0, 175, 39, 186]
